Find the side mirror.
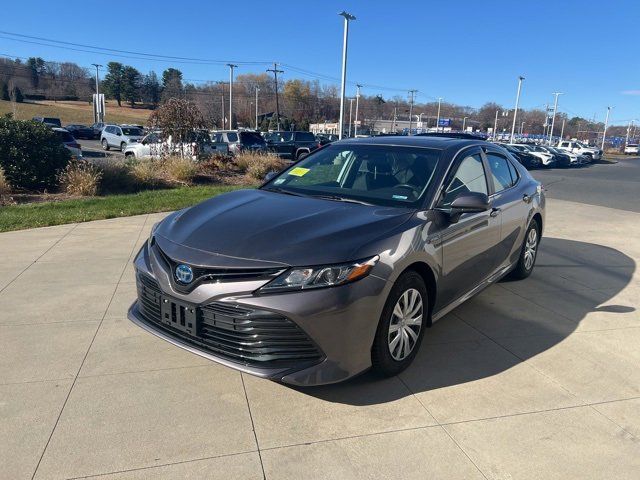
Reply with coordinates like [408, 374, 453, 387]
[438, 192, 490, 223]
[264, 171, 278, 182]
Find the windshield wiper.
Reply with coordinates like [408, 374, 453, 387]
[263, 187, 307, 197]
[312, 194, 374, 206]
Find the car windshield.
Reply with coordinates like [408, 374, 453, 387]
[122, 127, 143, 136]
[262, 144, 441, 208]
[239, 131, 266, 145]
[55, 130, 75, 143]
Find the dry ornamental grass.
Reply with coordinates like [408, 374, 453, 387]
[58, 160, 102, 197]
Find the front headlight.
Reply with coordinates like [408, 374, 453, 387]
[258, 256, 379, 293]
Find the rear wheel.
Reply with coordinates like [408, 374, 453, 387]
[372, 271, 428, 377]
[508, 218, 540, 280]
[101, 139, 110, 151]
[120, 142, 127, 152]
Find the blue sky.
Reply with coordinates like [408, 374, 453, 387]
[1, 0, 638, 125]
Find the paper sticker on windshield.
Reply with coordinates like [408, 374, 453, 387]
[288, 167, 310, 177]
[392, 194, 408, 200]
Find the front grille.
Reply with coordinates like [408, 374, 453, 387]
[154, 245, 284, 293]
[136, 274, 323, 368]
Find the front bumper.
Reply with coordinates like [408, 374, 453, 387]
[128, 243, 390, 386]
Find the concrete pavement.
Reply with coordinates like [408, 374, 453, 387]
[1, 199, 639, 479]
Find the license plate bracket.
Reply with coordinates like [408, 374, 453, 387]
[160, 297, 198, 336]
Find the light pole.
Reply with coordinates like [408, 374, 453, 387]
[601, 106, 611, 150]
[226, 64, 237, 129]
[408, 90, 417, 135]
[254, 86, 260, 129]
[338, 11, 356, 139]
[493, 109, 499, 139]
[348, 98, 354, 137]
[510, 76, 525, 144]
[560, 118, 565, 140]
[548, 92, 563, 145]
[267, 63, 284, 130]
[520, 121, 525, 135]
[436, 97, 443, 133]
[625, 119, 633, 145]
[354, 83, 362, 137]
[462, 116, 468, 131]
[91, 63, 102, 123]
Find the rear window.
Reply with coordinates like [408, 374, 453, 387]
[239, 131, 266, 145]
[296, 132, 315, 142]
[44, 118, 62, 127]
[226, 132, 238, 142]
[55, 130, 75, 143]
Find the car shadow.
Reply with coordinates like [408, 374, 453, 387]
[295, 237, 635, 405]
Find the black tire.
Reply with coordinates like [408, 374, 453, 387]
[101, 139, 110, 151]
[508, 218, 540, 280]
[372, 270, 428, 377]
[297, 151, 309, 160]
[120, 142, 127, 152]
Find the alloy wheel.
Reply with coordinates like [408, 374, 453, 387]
[388, 288, 423, 361]
[524, 227, 538, 270]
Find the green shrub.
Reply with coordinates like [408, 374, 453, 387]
[0, 117, 70, 190]
[58, 160, 102, 196]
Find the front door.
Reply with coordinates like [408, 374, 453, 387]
[434, 149, 501, 310]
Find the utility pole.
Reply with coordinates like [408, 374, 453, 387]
[255, 86, 259, 130]
[266, 63, 284, 130]
[408, 90, 417, 135]
[520, 121, 525, 135]
[462, 116, 468, 131]
[625, 119, 632, 145]
[601, 106, 611, 150]
[436, 97, 443, 133]
[91, 63, 102, 123]
[548, 92, 563, 145]
[226, 64, 237, 130]
[510, 76, 525, 144]
[560, 118, 565, 140]
[338, 11, 356, 139]
[392, 103, 397, 133]
[348, 98, 354, 137]
[221, 95, 225, 129]
[354, 84, 362, 137]
[493, 109, 499, 140]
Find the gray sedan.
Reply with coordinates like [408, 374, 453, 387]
[129, 136, 545, 386]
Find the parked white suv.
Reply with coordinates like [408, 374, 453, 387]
[123, 130, 228, 160]
[101, 125, 144, 151]
[556, 140, 602, 160]
[623, 144, 639, 155]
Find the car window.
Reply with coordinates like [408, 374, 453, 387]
[239, 131, 265, 145]
[486, 152, 514, 193]
[561, 142, 570, 147]
[263, 144, 441, 208]
[279, 132, 293, 142]
[227, 132, 238, 142]
[121, 127, 143, 136]
[143, 133, 160, 144]
[441, 154, 487, 206]
[296, 132, 315, 142]
[55, 130, 75, 143]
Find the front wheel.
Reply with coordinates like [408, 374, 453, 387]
[508, 218, 540, 280]
[120, 142, 127, 152]
[101, 139, 110, 151]
[372, 271, 428, 377]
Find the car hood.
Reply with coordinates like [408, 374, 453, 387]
[155, 189, 414, 267]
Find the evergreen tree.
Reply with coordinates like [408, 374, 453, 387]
[121, 66, 141, 107]
[102, 62, 125, 106]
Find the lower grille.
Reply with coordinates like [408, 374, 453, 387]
[136, 274, 323, 368]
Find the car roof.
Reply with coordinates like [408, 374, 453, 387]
[336, 134, 488, 152]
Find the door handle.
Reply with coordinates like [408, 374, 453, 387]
[490, 207, 501, 217]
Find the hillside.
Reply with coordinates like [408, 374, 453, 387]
[0, 99, 152, 126]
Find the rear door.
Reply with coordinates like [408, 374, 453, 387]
[435, 148, 501, 309]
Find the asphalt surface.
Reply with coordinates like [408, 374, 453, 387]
[531, 157, 640, 213]
[78, 138, 124, 159]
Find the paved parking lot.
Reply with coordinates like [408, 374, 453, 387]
[2, 163, 640, 479]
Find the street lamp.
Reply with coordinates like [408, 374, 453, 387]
[510, 76, 525, 144]
[354, 84, 362, 137]
[226, 64, 237, 129]
[408, 90, 417, 135]
[338, 11, 356, 140]
[255, 86, 260, 129]
[601, 106, 612, 151]
[548, 92, 563, 145]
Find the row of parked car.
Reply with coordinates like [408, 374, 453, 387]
[492, 140, 603, 170]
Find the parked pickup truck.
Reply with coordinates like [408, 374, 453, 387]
[264, 131, 321, 160]
[556, 140, 602, 161]
[124, 130, 228, 160]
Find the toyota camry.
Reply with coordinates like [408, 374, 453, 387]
[129, 136, 545, 386]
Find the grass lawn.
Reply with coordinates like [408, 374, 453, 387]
[0, 99, 152, 126]
[0, 185, 248, 232]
